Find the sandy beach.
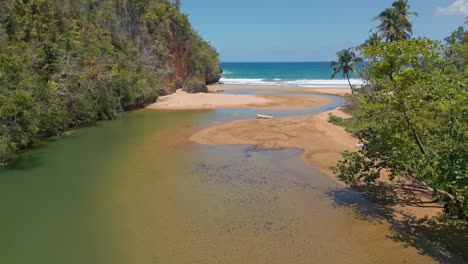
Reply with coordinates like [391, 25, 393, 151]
[146, 85, 357, 181]
[190, 107, 357, 182]
[149, 85, 444, 222]
[146, 85, 357, 180]
[208, 84, 352, 96]
[146, 87, 331, 110]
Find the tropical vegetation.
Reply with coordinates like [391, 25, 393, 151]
[0, 0, 221, 166]
[331, 0, 468, 222]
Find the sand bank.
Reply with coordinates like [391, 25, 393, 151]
[149, 85, 444, 222]
[146, 89, 268, 110]
[190, 106, 444, 222]
[186, 85, 463, 258]
[190, 108, 356, 182]
[208, 84, 352, 96]
[146, 89, 330, 110]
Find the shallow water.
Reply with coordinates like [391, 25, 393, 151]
[0, 93, 448, 263]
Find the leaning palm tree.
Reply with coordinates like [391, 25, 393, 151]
[373, 0, 418, 42]
[330, 48, 363, 94]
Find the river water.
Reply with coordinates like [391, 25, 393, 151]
[0, 91, 447, 263]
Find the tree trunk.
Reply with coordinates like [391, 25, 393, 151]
[402, 110, 426, 155]
[402, 109, 466, 223]
[346, 73, 354, 95]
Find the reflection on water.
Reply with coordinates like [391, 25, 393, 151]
[0, 92, 455, 263]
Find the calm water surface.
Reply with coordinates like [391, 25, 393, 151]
[0, 91, 445, 263]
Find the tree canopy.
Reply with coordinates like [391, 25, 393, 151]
[333, 37, 467, 221]
[331, 0, 467, 222]
[0, 0, 221, 166]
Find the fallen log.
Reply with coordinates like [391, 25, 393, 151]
[256, 114, 273, 119]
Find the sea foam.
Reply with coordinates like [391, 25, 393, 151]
[220, 78, 364, 87]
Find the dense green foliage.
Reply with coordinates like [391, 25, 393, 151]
[0, 0, 221, 166]
[331, 0, 467, 221]
[333, 38, 467, 219]
[361, 33, 382, 48]
[445, 26, 468, 71]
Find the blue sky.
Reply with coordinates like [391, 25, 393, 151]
[181, 0, 467, 62]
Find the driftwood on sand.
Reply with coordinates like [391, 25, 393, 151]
[256, 114, 273, 119]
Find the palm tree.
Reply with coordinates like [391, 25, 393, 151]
[392, 0, 418, 33]
[330, 48, 363, 94]
[373, 0, 418, 42]
[374, 8, 409, 42]
[362, 33, 382, 47]
[392, 0, 418, 18]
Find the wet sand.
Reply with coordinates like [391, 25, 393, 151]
[146, 89, 330, 110]
[190, 107, 446, 220]
[147, 85, 463, 262]
[149, 85, 446, 223]
[189, 85, 459, 242]
[116, 143, 442, 264]
[191, 108, 356, 183]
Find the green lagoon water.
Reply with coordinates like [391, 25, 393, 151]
[0, 92, 458, 263]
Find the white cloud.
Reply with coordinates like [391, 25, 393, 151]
[436, 0, 468, 16]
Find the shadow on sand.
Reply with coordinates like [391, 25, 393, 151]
[327, 181, 468, 264]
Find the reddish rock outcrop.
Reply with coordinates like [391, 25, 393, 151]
[163, 24, 191, 94]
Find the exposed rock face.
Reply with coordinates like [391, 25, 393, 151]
[162, 27, 221, 94]
[162, 24, 221, 94]
[163, 24, 190, 94]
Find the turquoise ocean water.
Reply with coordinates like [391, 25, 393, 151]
[220, 62, 363, 87]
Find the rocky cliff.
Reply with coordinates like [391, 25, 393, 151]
[0, 0, 221, 165]
[164, 20, 221, 94]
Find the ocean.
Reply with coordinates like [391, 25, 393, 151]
[220, 62, 363, 87]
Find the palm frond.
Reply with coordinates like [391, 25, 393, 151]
[330, 48, 362, 81]
[373, 1, 417, 42]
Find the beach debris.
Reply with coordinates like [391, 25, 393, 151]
[256, 114, 273, 119]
